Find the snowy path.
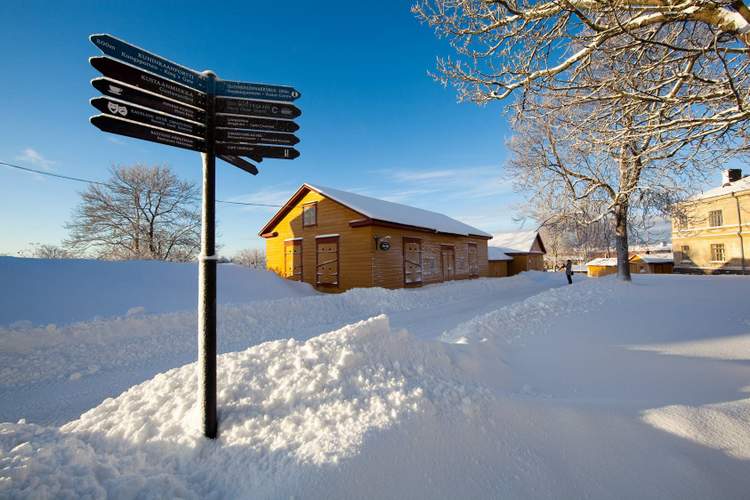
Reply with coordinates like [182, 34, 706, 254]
[0, 272, 565, 425]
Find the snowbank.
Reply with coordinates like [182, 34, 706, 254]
[0, 257, 316, 327]
[0, 316, 487, 499]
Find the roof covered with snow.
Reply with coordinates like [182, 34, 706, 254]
[487, 247, 513, 261]
[690, 176, 750, 201]
[587, 258, 618, 267]
[261, 184, 491, 238]
[634, 253, 674, 264]
[489, 230, 545, 254]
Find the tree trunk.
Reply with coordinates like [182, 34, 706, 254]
[614, 202, 631, 281]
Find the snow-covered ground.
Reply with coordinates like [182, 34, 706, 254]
[2, 259, 749, 498]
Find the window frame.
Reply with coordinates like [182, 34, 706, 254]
[708, 210, 723, 228]
[710, 243, 725, 262]
[302, 202, 318, 227]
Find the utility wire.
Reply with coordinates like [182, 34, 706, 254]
[0, 161, 281, 208]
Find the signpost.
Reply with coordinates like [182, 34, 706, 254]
[88, 33, 302, 440]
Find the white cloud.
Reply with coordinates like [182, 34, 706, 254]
[15, 148, 56, 170]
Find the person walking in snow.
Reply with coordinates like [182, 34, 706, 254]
[565, 259, 573, 285]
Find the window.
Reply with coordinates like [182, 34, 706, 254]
[708, 210, 723, 228]
[403, 238, 423, 285]
[710, 243, 725, 262]
[680, 245, 691, 263]
[284, 239, 303, 280]
[303, 202, 317, 227]
[316, 236, 339, 286]
[676, 214, 688, 230]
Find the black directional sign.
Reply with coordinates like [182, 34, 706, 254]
[90, 57, 206, 108]
[218, 155, 259, 175]
[214, 114, 299, 133]
[216, 128, 299, 146]
[91, 114, 205, 152]
[90, 33, 207, 91]
[92, 78, 206, 123]
[91, 97, 205, 137]
[215, 80, 301, 102]
[216, 98, 301, 119]
[216, 143, 300, 159]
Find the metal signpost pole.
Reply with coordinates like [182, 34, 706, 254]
[199, 70, 218, 439]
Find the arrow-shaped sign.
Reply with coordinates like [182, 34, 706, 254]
[91, 114, 205, 152]
[218, 155, 259, 175]
[90, 33, 207, 91]
[90, 57, 206, 108]
[92, 78, 206, 123]
[215, 129, 299, 146]
[214, 114, 299, 133]
[216, 98, 301, 119]
[91, 97, 205, 137]
[216, 143, 300, 159]
[215, 80, 301, 102]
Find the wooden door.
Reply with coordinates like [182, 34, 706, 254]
[403, 237, 423, 286]
[316, 236, 339, 287]
[284, 239, 303, 280]
[441, 246, 455, 281]
[467, 243, 478, 278]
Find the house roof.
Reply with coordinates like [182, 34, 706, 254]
[689, 175, 750, 201]
[487, 247, 513, 261]
[259, 183, 492, 238]
[586, 257, 618, 267]
[489, 230, 546, 255]
[633, 253, 674, 264]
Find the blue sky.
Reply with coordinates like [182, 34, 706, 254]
[1, 1, 719, 257]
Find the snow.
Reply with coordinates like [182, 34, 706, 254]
[487, 247, 513, 261]
[586, 257, 618, 266]
[0, 257, 316, 327]
[635, 253, 674, 264]
[306, 183, 491, 237]
[488, 230, 540, 254]
[690, 175, 750, 201]
[2, 260, 750, 498]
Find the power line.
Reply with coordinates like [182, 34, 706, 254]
[0, 161, 281, 208]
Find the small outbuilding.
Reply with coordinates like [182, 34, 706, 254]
[489, 231, 546, 276]
[487, 247, 513, 277]
[586, 257, 618, 277]
[629, 254, 674, 274]
[259, 183, 492, 292]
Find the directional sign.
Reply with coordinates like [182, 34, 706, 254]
[91, 97, 205, 137]
[214, 114, 299, 133]
[92, 78, 206, 123]
[90, 57, 206, 108]
[216, 128, 299, 146]
[90, 33, 207, 91]
[215, 80, 301, 102]
[216, 98, 301, 119]
[91, 114, 205, 152]
[219, 155, 259, 175]
[216, 143, 300, 159]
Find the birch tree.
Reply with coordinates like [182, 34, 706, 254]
[65, 165, 200, 261]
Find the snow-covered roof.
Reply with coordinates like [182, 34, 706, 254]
[279, 184, 491, 237]
[487, 247, 513, 261]
[587, 258, 618, 267]
[690, 176, 750, 201]
[489, 230, 543, 254]
[634, 253, 674, 264]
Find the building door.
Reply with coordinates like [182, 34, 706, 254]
[316, 236, 339, 287]
[441, 245, 455, 281]
[467, 243, 479, 278]
[403, 237, 423, 286]
[284, 239, 303, 281]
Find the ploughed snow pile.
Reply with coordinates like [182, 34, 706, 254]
[0, 315, 486, 499]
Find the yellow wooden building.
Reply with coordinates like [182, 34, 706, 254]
[672, 169, 749, 274]
[586, 257, 618, 277]
[259, 183, 492, 291]
[629, 254, 674, 274]
[488, 231, 546, 276]
[487, 247, 512, 277]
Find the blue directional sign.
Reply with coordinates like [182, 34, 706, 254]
[90, 33, 207, 92]
[215, 80, 301, 102]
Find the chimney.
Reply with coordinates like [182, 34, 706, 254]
[722, 168, 742, 186]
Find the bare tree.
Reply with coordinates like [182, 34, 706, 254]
[65, 165, 200, 261]
[31, 243, 74, 259]
[233, 248, 266, 269]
